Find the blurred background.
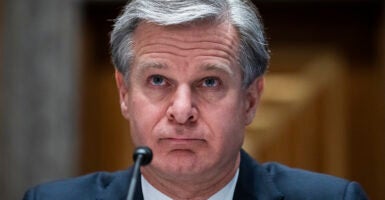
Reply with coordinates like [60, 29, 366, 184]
[1, 0, 384, 199]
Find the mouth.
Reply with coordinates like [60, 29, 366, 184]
[159, 138, 206, 148]
[162, 137, 205, 143]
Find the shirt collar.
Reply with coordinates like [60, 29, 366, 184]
[138, 169, 239, 200]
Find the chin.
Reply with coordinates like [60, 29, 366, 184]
[153, 154, 209, 176]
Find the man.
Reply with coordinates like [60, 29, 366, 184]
[24, 0, 368, 199]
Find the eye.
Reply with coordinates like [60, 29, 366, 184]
[149, 75, 167, 86]
[201, 77, 220, 88]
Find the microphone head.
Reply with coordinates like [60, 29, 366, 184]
[133, 146, 153, 166]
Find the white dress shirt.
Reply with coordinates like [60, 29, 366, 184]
[137, 169, 239, 200]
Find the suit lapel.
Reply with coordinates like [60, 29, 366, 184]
[233, 150, 284, 200]
[96, 168, 144, 200]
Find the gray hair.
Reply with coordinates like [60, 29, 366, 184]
[110, 0, 269, 87]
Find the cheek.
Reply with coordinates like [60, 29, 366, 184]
[127, 96, 165, 145]
[204, 100, 246, 140]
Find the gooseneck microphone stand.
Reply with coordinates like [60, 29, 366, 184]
[127, 146, 153, 200]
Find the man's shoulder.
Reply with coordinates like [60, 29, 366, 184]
[263, 161, 346, 186]
[259, 162, 368, 199]
[23, 170, 131, 200]
[262, 162, 364, 198]
[237, 150, 368, 199]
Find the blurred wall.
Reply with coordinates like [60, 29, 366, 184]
[0, 0, 81, 199]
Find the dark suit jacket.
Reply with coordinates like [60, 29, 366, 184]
[23, 150, 368, 200]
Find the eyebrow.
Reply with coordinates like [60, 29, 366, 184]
[138, 62, 167, 70]
[136, 61, 168, 73]
[136, 61, 233, 76]
[200, 63, 234, 76]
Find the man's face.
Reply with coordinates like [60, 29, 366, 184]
[116, 21, 263, 180]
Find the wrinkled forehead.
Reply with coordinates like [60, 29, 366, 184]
[132, 20, 241, 54]
[130, 20, 242, 78]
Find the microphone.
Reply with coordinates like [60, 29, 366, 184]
[127, 146, 153, 200]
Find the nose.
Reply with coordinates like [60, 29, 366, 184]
[166, 85, 198, 124]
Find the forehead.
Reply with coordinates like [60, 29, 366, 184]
[132, 20, 240, 56]
[131, 21, 241, 76]
[135, 19, 239, 36]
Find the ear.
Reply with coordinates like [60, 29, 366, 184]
[244, 77, 264, 125]
[115, 70, 130, 120]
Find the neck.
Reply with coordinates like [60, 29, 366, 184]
[141, 153, 240, 200]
